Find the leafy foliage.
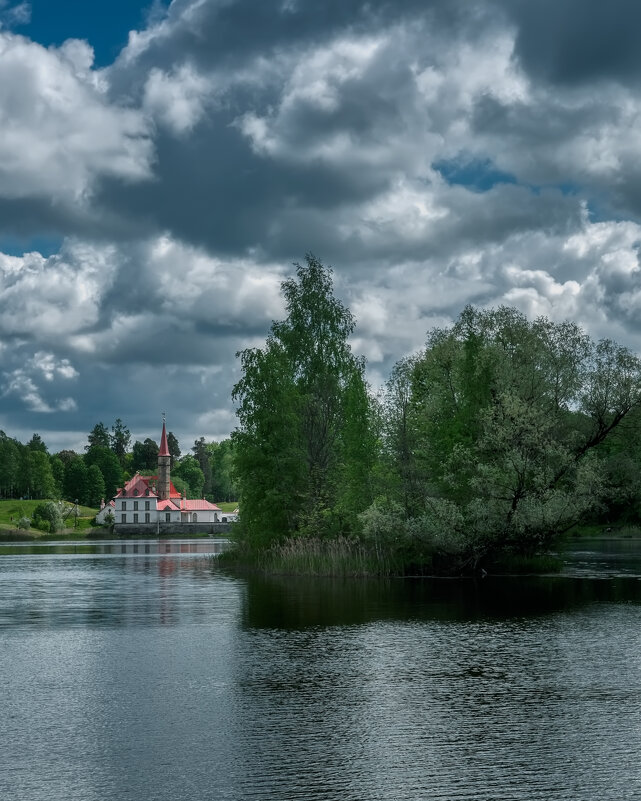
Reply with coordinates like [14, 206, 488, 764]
[110, 418, 131, 467]
[173, 455, 205, 498]
[86, 422, 110, 451]
[32, 501, 63, 533]
[377, 305, 641, 565]
[131, 438, 159, 472]
[233, 254, 376, 546]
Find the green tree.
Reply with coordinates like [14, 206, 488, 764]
[208, 439, 237, 501]
[85, 446, 123, 499]
[171, 475, 191, 498]
[233, 253, 375, 545]
[131, 439, 158, 471]
[379, 357, 423, 517]
[27, 433, 48, 453]
[110, 418, 131, 467]
[168, 431, 181, 468]
[64, 457, 89, 504]
[86, 422, 110, 451]
[173, 455, 205, 498]
[86, 464, 106, 507]
[56, 449, 79, 467]
[16, 443, 32, 498]
[401, 306, 641, 563]
[32, 501, 63, 533]
[50, 455, 65, 499]
[0, 433, 20, 498]
[192, 437, 213, 495]
[29, 451, 57, 499]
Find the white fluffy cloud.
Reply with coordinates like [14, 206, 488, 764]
[0, 242, 119, 341]
[0, 32, 152, 201]
[143, 63, 212, 134]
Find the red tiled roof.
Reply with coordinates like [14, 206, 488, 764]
[115, 473, 181, 499]
[158, 499, 180, 511]
[116, 473, 157, 499]
[181, 499, 221, 511]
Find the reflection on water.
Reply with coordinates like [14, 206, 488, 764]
[1, 538, 641, 801]
[0, 537, 229, 556]
[563, 536, 641, 577]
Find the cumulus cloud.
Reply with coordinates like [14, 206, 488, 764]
[5, 0, 641, 448]
[0, 32, 152, 203]
[1, 367, 77, 413]
[143, 63, 212, 134]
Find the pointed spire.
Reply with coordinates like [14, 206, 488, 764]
[159, 414, 170, 457]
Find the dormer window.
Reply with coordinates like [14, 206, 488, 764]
[145, 489, 150, 496]
[133, 489, 139, 496]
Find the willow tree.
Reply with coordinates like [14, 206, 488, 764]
[389, 306, 641, 563]
[232, 254, 375, 546]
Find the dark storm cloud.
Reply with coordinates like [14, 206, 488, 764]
[111, 0, 486, 79]
[93, 118, 389, 258]
[502, 0, 641, 86]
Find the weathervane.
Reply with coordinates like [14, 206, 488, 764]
[162, 411, 166, 424]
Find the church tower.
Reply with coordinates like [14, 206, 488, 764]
[158, 416, 171, 501]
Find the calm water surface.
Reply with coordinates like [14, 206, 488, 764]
[2, 538, 641, 801]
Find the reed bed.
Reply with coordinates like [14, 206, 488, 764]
[219, 536, 397, 577]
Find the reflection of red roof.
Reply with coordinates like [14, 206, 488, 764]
[159, 421, 170, 457]
[181, 499, 221, 511]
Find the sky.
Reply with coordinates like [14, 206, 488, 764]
[3, 0, 641, 452]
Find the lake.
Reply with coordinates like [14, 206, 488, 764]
[1, 538, 641, 801]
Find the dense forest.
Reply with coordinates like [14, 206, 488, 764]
[0, 423, 237, 507]
[232, 255, 641, 571]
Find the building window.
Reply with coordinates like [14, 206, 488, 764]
[192, 513, 198, 523]
[165, 513, 171, 522]
[145, 501, 150, 511]
[121, 514, 126, 524]
[145, 489, 150, 496]
[133, 514, 138, 523]
[145, 513, 150, 523]
[133, 489, 139, 496]
[133, 501, 138, 511]
[121, 501, 126, 510]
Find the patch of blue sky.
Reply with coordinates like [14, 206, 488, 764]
[585, 198, 621, 223]
[24, 1, 167, 67]
[433, 157, 517, 192]
[0, 235, 63, 257]
[434, 158, 618, 219]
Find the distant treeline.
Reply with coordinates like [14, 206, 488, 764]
[232, 254, 641, 571]
[0, 423, 237, 507]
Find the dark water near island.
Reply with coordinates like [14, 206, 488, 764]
[2, 539, 641, 801]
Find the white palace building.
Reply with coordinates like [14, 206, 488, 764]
[97, 420, 223, 527]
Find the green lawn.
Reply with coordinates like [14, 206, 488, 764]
[215, 501, 238, 513]
[0, 499, 99, 532]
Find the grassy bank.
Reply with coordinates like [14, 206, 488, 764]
[216, 501, 238, 513]
[0, 499, 99, 537]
